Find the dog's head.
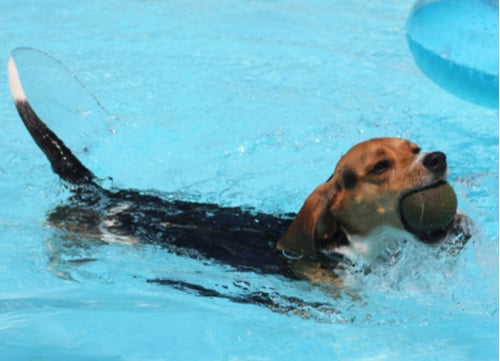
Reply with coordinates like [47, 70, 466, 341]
[277, 138, 449, 256]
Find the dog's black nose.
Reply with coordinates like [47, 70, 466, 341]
[423, 151, 447, 173]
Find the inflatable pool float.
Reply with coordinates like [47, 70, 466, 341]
[407, 0, 498, 108]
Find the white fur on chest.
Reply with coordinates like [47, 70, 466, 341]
[329, 226, 413, 264]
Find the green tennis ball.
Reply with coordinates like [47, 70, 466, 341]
[400, 181, 457, 236]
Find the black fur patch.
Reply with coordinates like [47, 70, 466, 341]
[341, 168, 357, 189]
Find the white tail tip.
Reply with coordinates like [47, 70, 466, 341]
[8, 56, 27, 102]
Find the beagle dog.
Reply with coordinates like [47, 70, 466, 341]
[8, 55, 471, 289]
[277, 138, 472, 265]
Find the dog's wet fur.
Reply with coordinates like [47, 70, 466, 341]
[8, 54, 472, 316]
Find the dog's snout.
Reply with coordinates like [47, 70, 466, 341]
[423, 152, 447, 173]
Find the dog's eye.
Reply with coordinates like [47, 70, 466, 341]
[369, 160, 392, 175]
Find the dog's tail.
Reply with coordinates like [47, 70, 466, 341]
[8, 55, 96, 185]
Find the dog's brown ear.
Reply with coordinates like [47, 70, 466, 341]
[277, 182, 338, 256]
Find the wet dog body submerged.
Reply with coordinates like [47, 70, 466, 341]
[48, 185, 301, 276]
[8, 52, 472, 297]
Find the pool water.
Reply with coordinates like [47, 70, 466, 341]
[0, 1, 498, 360]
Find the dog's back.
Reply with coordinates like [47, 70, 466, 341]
[8, 53, 315, 278]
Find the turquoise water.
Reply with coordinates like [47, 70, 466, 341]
[0, 1, 498, 360]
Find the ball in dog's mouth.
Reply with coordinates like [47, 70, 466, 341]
[400, 180, 457, 239]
